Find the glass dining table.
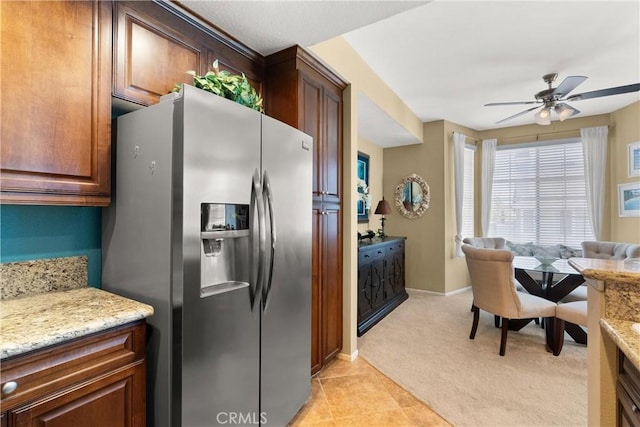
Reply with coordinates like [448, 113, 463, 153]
[512, 256, 587, 344]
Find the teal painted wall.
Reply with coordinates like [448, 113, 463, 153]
[0, 205, 102, 287]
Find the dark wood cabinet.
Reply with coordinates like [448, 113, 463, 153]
[618, 351, 640, 427]
[358, 237, 408, 336]
[113, 1, 264, 107]
[0, 0, 112, 206]
[1, 321, 146, 427]
[266, 46, 347, 374]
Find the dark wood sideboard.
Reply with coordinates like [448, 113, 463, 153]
[357, 236, 408, 336]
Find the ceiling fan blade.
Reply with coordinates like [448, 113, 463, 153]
[485, 101, 539, 106]
[551, 76, 587, 98]
[495, 105, 541, 124]
[566, 83, 640, 101]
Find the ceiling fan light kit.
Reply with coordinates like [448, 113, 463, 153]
[534, 107, 551, 125]
[485, 73, 640, 125]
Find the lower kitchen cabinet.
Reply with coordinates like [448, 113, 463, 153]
[311, 205, 343, 374]
[357, 237, 408, 336]
[0, 321, 146, 427]
[617, 351, 640, 427]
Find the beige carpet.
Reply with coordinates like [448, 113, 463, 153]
[358, 289, 587, 427]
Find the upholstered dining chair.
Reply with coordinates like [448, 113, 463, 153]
[463, 237, 506, 249]
[463, 236, 535, 325]
[462, 244, 557, 356]
[553, 301, 587, 356]
[581, 241, 640, 260]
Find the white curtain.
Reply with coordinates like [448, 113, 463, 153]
[453, 132, 466, 256]
[481, 138, 497, 237]
[580, 126, 608, 240]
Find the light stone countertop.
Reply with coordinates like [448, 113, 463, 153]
[0, 287, 154, 359]
[600, 318, 640, 369]
[568, 257, 640, 288]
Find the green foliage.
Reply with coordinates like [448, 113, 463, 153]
[172, 60, 264, 112]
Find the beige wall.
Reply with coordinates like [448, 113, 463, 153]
[609, 101, 640, 243]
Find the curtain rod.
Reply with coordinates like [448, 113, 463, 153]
[495, 125, 611, 143]
[500, 129, 580, 142]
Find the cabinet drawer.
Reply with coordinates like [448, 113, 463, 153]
[386, 242, 404, 255]
[359, 247, 385, 264]
[618, 380, 640, 427]
[0, 321, 145, 412]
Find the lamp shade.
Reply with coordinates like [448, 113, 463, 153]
[374, 199, 392, 215]
[534, 107, 551, 125]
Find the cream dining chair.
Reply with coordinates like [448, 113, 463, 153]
[462, 244, 557, 356]
[553, 300, 588, 356]
[463, 237, 506, 249]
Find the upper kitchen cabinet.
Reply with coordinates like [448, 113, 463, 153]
[265, 46, 346, 203]
[113, 1, 264, 107]
[0, 0, 112, 206]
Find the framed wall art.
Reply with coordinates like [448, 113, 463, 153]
[357, 152, 370, 223]
[618, 181, 640, 217]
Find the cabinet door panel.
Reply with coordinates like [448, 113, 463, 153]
[114, 2, 205, 106]
[0, 0, 111, 205]
[10, 363, 144, 427]
[322, 90, 342, 202]
[357, 262, 374, 320]
[301, 78, 323, 197]
[321, 208, 342, 365]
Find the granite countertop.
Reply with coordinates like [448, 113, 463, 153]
[0, 287, 154, 359]
[601, 318, 640, 369]
[568, 257, 640, 287]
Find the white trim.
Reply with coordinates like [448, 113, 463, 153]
[337, 349, 359, 362]
[406, 286, 471, 296]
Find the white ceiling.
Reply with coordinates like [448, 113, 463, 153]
[179, 0, 640, 138]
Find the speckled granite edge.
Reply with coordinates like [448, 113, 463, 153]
[605, 281, 640, 322]
[601, 318, 640, 371]
[0, 256, 88, 300]
[579, 268, 640, 285]
[0, 287, 154, 359]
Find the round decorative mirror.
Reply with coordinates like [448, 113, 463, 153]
[394, 174, 430, 219]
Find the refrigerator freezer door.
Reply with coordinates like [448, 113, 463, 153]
[260, 115, 313, 425]
[179, 86, 262, 426]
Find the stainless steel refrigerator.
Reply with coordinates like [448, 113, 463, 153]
[102, 85, 312, 427]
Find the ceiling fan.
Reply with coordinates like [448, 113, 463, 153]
[485, 73, 640, 125]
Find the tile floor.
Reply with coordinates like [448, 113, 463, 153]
[288, 357, 452, 426]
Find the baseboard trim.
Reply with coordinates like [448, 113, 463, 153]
[407, 286, 471, 296]
[337, 349, 359, 362]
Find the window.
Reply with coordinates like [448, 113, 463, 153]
[461, 144, 475, 239]
[488, 138, 594, 248]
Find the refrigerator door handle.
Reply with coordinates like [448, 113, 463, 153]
[250, 169, 266, 314]
[262, 170, 276, 311]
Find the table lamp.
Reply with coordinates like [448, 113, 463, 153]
[374, 198, 392, 238]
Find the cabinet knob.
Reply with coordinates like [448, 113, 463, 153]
[633, 403, 638, 413]
[2, 381, 18, 395]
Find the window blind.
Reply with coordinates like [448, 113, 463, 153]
[488, 139, 593, 248]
